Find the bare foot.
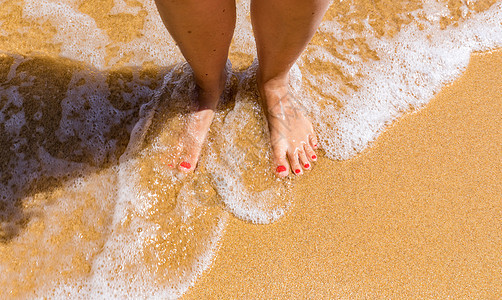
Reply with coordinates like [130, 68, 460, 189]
[166, 77, 226, 173]
[257, 74, 318, 177]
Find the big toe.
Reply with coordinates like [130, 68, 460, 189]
[178, 155, 199, 173]
[178, 157, 199, 172]
[273, 154, 290, 178]
[178, 144, 203, 173]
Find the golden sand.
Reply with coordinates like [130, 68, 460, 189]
[1, 0, 501, 297]
[184, 49, 502, 298]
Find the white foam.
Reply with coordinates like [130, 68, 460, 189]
[23, 0, 110, 68]
[201, 61, 302, 224]
[299, 2, 502, 159]
[4, 108, 25, 136]
[233, 0, 256, 57]
[2, 1, 502, 298]
[69, 151, 228, 299]
[48, 64, 229, 299]
[20, 0, 184, 69]
[110, 0, 142, 16]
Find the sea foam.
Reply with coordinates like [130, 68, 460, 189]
[1, 0, 502, 298]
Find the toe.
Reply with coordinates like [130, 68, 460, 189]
[299, 149, 311, 170]
[309, 134, 319, 150]
[160, 156, 175, 169]
[273, 153, 290, 178]
[178, 146, 201, 173]
[178, 157, 197, 172]
[287, 150, 303, 176]
[304, 143, 317, 162]
[162, 144, 182, 169]
[179, 160, 193, 172]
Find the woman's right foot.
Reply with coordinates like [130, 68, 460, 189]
[164, 75, 226, 173]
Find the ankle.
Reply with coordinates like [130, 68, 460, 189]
[195, 71, 227, 109]
[256, 69, 289, 89]
[257, 74, 291, 111]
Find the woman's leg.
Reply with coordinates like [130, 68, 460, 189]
[155, 0, 236, 172]
[251, 0, 330, 177]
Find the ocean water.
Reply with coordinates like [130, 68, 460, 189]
[0, 0, 501, 298]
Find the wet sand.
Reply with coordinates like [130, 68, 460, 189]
[184, 49, 502, 298]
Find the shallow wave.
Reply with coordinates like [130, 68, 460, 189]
[0, 0, 501, 298]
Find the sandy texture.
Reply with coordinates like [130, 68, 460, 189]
[184, 49, 502, 299]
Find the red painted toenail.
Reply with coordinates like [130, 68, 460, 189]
[180, 161, 191, 169]
[312, 155, 317, 159]
[304, 163, 310, 168]
[167, 164, 174, 168]
[276, 165, 287, 173]
[295, 169, 301, 174]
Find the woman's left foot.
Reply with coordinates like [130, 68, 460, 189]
[257, 74, 318, 178]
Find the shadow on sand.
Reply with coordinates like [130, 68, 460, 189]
[0, 52, 179, 242]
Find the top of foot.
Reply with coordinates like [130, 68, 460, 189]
[163, 82, 225, 173]
[258, 75, 318, 178]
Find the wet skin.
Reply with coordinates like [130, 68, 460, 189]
[154, 0, 330, 176]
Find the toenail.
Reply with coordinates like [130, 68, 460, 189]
[295, 169, 301, 174]
[304, 163, 310, 168]
[167, 164, 174, 168]
[312, 155, 317, 159]
[276, 165, 287, 173]
[180, 161, 191, 169]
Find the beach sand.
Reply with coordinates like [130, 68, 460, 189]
[184, 49, 502, 299]
[1, 1, 502, 298]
